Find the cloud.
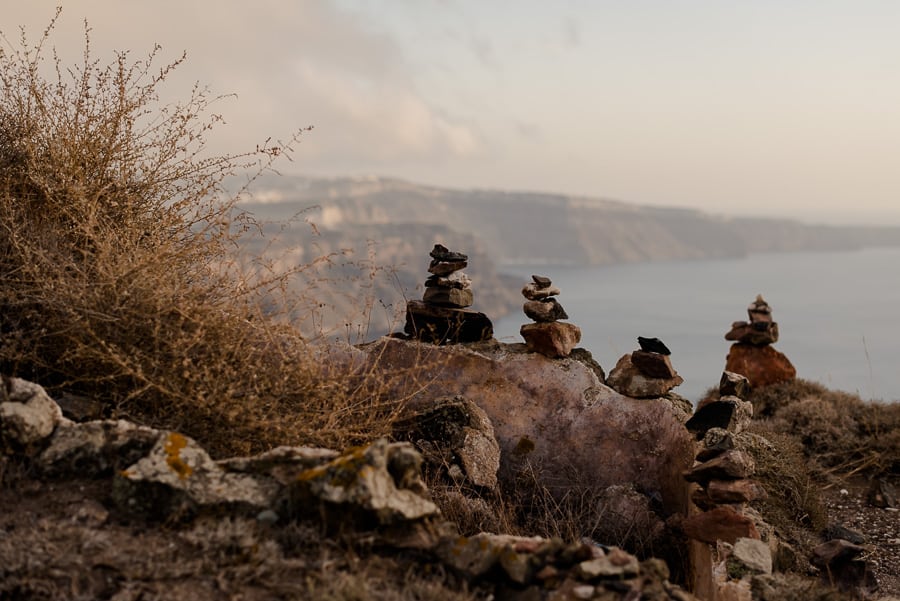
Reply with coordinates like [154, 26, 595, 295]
[3, 1, 481, 170]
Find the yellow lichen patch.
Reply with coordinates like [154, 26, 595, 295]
[164, 432, 193, 480]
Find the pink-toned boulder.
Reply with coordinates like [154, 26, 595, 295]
[725, 343, 796, 389]
[355, 337, 695, 514]
[520, 321, 581, 358]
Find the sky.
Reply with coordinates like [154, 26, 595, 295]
[5, 1, 900, 224]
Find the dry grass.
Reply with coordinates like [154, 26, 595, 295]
[0, 11, 409, 457]
[749, 379, 900, 478]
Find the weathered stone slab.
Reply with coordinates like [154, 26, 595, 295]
[405, 300, 493, 344]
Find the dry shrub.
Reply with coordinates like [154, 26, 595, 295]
[744, 425, 827, 534]
[0, 11, 405, 456]
[751, 379, 900, 477]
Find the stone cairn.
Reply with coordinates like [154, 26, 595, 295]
[404, 244, 493, 344]
[681, 372, 774, 595]
[724, 295, 796, 389]
[606, 337, 683, 398]
[518, 274, 581, 358]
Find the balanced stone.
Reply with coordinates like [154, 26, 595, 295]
[425, 271, 472, 289]
[405, 300, 492, 344]
[719, 371, 751, 399]
[428, 259, 468, 277]
[637, 336, 671, 356]
[725, 320, 779, 345]
[422, 286, 474, 308]
[430, 244, 468, 263]
[747, 294, 773, 323]
[631, 350, 677, 379]
[531, 274, 552, 287]
[606, 353, 683, 398]
[522, 282, 561, 300]
[520, 322, 582, 358]
[523, 298, 568, 322]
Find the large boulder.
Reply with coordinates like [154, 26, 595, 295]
[356, 337, 695, 515]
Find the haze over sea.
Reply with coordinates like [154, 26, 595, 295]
[493, 246, 900, 404]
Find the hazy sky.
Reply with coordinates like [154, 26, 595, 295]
[5, 2, 900, 224]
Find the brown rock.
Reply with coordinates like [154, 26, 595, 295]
[424, 271, 471, 289]
[696, 428, 735, 461]
[404, 300, 492, 344]
[866, 477, 897, 508]
[810, 539, 867, 568]
[523, 298, 568, 322]
[706, 479, 768, 504]
[747, 294, 773, 323]
[522, 282, 561, 300]
[684, 450, 756, 484]
[520, 322, 582, 358]
[428, 259, 468, 276]
[725, 321, 779, 345]
[681, 506, 760, 545]
[719, 371, 750, 399]
[631, 350, 678, 379]
[422, 286, 474, 308]
[607, 353, 683, 398]
[724, 343, 796, 389]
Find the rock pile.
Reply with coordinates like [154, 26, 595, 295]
[724, 295, 796, 389]
[404, 244, 493, 344]
[680, 372, 778, 599]
[607, 337, 684, 398]
[518, 274, 582, 358]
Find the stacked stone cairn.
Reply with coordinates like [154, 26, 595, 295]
[404, 244, 493, 344]
[518, 274, 582, 358]
[681, 371, 775, 598]
[724, 294, 796, 389]
[606, 337, 684, 398]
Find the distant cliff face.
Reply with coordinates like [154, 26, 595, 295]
[237, 175, 900, 336]
[242, 175, 900, 267]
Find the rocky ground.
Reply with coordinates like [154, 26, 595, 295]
[819, 475, 900, 597]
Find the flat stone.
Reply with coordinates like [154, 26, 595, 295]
[725, 321, 779, 345]
[520, 322, 582, 358]
[522, 282, 561, 300]
[523, 298, 568, 322]
[422, 286, 474, 308]
[681, 506, 760, 545]
[684, 450, 756, 485]
[631, 350, 678, 379]
[637, 336, 671, 355]
[405, 300, 493, 344]
[429, 244, 467, 262]
[728, 537, 773, 576]
[724, 343, 796, 389]
[696, 428, 735, 461]
[684, 397, 753, 439]
[606, 353, 683, 398]
[425, 271, 472, 289]
[428, 259, 468, 276]
[707, 479, 768, 504]
[719, 372, 751, 399]
[531, 274, 552, 287]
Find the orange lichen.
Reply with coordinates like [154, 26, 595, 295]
[164, 432, 193, 480]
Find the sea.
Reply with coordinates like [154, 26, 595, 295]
[492, 247, 900, 404]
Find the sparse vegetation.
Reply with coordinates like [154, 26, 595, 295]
[0, 10, 405, 457]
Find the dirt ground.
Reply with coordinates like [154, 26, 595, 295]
[818, 475, 900, 597]
[2, 472, 898, 600]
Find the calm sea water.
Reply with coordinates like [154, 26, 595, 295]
[493, 247, 900, 403]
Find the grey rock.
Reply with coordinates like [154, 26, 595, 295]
[696, 427, 735, 461]
[0, 377, 64, 450]
[522, 282, 561, 300]
[684, 449, 756, 484]
[425, 271, 472, 289]
[112, 431, 278, 519]
[575, 547, 640, 580]
[728, 537, 773, 577]
[39, 419, 160, 476]
[719, 371, 751, 399]
[523, 298, 568, 322]
[423, 286, 474, 308]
